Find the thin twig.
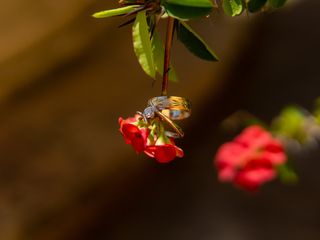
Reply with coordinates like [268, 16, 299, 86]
[161, 17, 175, 96]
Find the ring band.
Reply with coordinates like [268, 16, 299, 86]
[164, 131, 181, 139]
[140, 96, 191, 138]
[154, 110, 184, 138]
[148, 96, 191, 121]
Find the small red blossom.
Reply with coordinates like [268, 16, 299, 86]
[214, 125, 287, 191]
[119, 115, 149, 153]
[145, 138, 184, 163]
[119, 115, 184, 163]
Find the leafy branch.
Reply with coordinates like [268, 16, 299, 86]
[93, 0, 288, 86]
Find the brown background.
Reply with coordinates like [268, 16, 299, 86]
[0, 0, 319, 239]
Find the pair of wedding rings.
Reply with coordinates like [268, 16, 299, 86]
[140, 96, 191, 138]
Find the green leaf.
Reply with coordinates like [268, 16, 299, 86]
[277, 164, 299, 184]
[222, 0, 244, 17]
[92, 5, 139, 18]
[314, 97, 320, 125]
[162, 0, 213, 20]
[268, 0, 287, 8]
[152, 31, 178, 82]
[120, 0, 139, 3]
[247, 0, 267, 13]
[132, 11, 156, 79]
[271, 106, 306, 143]
[176, 21, 219, 61]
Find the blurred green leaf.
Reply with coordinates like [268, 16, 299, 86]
[268, 0, 287, 8]
[247, 0, 267, 13]
[277, 164, 299, 184]
[314, 97, 320, 124]
[92, 5, 139, 18]
[222, 0, 243, 17]
[120, 0, 140, 3]
[152, 31, 178, 82]
[163, 0, 213, 19]
[176, 21, 219, 61]
[271, 106, 306, 142]
[133, 11, 156, 79]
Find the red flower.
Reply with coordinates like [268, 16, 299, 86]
[119, 115, 149, 153]
[119, 115, 184, 163]
[145, 137, 184, 163]
[214, 125, 287, 191]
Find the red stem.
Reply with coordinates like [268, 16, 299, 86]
[161, 17, 175, 96]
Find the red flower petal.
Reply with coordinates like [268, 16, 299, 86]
[144, 141, 184, 163]
[235, 125, 272, 149]
[215, 142, 250, 169]
[234, 168, 276, 192]
[218, 167, 236, 182]
[175, 145, 184, 158]
[119, 116, 148, 153]
[154, 145, 177, 163]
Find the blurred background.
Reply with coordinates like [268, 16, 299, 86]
[1, 0, 320, 239]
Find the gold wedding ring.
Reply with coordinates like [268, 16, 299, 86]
[154, 110, 185, 138]
[144, 96, 191, 138]
[148, 96, 191, 121]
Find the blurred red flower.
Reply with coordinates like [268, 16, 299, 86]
[214, 125, 287, 191]
[119, 115, 149, 153]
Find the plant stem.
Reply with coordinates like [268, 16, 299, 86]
[161, 17, 175, 96]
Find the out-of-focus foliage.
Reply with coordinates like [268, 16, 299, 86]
[268, 0, 287, 8]
[218, 97, 320, 190]
[277, 163, 299, 184]
[271, 106, 306, 143]
[314, 97, 320, 124]
[246, 0, 287, 13]
[271, 101, 320, 145]
[247, 0, 267, 13]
